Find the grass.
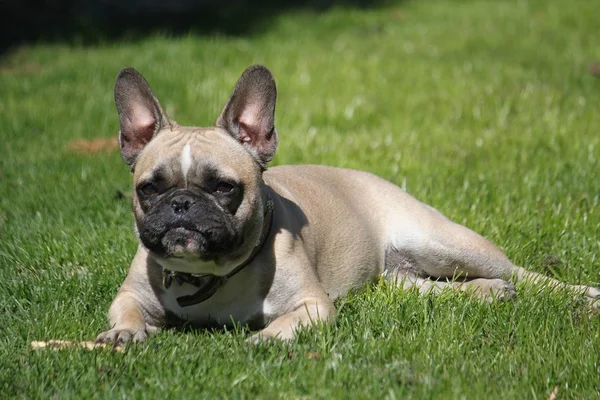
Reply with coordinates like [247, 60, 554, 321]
[1, 0, 600, 397]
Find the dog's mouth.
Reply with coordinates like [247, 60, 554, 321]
[137, 212, 240, 261]
[162, 227, 205, 257]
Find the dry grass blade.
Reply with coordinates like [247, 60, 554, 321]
[31, 340, 124, 352]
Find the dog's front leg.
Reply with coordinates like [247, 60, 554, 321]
[249, 297, 336, 344]
[96, 292, 153, 343]
[96, 247, 165, 344]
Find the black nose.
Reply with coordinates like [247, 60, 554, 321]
[171, 194, 195, 215]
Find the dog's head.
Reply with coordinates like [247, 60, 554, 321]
[114, 66, 278, 275]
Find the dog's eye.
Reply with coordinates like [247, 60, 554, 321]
[215, 182, 235, 194]
[138, 183, 158, 196]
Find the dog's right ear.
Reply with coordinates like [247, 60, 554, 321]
[114, 68, 170, 167]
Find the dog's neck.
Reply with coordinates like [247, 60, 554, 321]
[161, 194, 274, 307]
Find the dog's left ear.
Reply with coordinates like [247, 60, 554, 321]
[216, 65, 278, 169]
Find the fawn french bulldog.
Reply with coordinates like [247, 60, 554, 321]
[97, 65, 599, 344]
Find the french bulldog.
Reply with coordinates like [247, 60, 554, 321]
[97, 65, 600, 344]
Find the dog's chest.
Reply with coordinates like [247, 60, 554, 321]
[160, 275, 273, 328]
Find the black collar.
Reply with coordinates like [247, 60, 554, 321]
[162, 195, 274, 308]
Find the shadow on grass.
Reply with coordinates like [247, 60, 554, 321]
[1, 0, 392, 56]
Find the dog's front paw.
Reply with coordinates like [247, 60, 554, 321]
[247, 327, 290, 345]
[247, 332, 277, 345]
[96, 327, 148, 345]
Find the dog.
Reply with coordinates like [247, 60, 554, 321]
[96, 65, 600, 344]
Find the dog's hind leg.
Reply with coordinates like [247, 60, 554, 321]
[383, 248, 516, 301]
[391, 209, 600, 304]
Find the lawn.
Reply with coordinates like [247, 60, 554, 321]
[1, 0, 600, 398]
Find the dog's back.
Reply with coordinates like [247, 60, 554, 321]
[264, 164, 437, 297]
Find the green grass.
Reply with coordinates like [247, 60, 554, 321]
[2, 0, 600, 397]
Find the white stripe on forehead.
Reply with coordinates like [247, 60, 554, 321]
[180, 143, 192, 185]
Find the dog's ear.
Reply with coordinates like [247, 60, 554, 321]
[115, 68, 170, 167]
[216, 65, 278, 169]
